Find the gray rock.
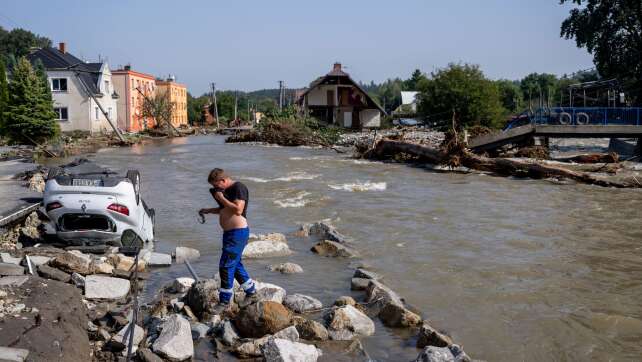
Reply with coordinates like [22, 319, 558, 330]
[152, 314, 194, 361]
[238, 281, 286, 305]
[413, 346, 455, 362]
[0, 346, 29, 362]
[334, 296, 356, 307]
[350, 278, 370, 291]
[0, 262, 24, 276]
[0, 275, 29, 287]
[137, 348, 164, 362]
[450, 344, 472, 362]
[311, 240, 358, 257]
[71, 272, 85, 288]
[85, 275, 130, 301]
[283, 294, 322, 313]
[365, 280, 422, 327]
[174, 247, 200, 264]
[49, 251, 93, 275]
[325, 305, 375, 340]
[353, 268, 382, 281]
[190, 322, 210, 340]
[243, 239, 292, 259]
[273, 325, 299, 341]
[26, 255, 52, 266]
[171, 277, 195, 293]
[218, 320, 239, 346]
[262, 338, 322, 362]
[299, 220, 348, 244]
[148, 252, 172, 266]
[417, 322, 453, 348]
[293, 317, 329, 341]
[111, 323, 145, 352]
[268, 262, 303, 274]
[37, 264, 71, 282]
[185, 278, 219, 319]
[0, 252, 22, 265]
[236, 326, 300, 358]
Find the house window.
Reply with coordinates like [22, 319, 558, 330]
[104, 80, 110, 94]
[54, 107, 68, 121]
[95, 107, 100, 120]
[51, 78, 68, 92]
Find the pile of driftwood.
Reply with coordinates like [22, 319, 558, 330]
[360, 133, 640, 188]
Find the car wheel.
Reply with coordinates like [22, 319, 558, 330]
[47, 167, 64, 180]
[126, 170, 141, 205]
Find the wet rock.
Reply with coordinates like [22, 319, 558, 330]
[112, 254, 146, 272]
[238, 281, 286, 305]
[413, 346, 455, 362]
[37, 264, 71, 282]
[111, 323, 145, 352]
[283, 294, 322, 313]
[268, 262, 303, 274]
[0, 262, 24, 276]
[171, 277, 195, 293]
[152, 314, 194, 361]
[138, 348, 164, 362]
[217, 320, 240, 346]
[353, 268, 382, 281]
[0, 252, 21, 265]
[94, 261, 114, 274]
[85, 275, 130, 301]
[235, 301, 293, 338]
[417, 322, 453, 348]
[0, 347, 29, 362]
[243, 239, 292, 258]
[190, 322, 210, 340]
[351, 277, 370, 291]
[449, 344, 472, 362]
[311, 240, 358, 257]
[236, 326, 300, 357]
[174, 247, 200, 264]
[185, 278, 218, 319]
[380, 303, 422, 328]
[298, 220, 348, 244]
[262, 338, 322, 362]
[334, 296, 356, 307]
[324, 305, 375, 340]
[250, 232, 287, 243]
[147, 252, 172, 266]
[365, 280, 422, 327]
[293, 317, 329, 341]
[71, 272, 85, 288]
[50, 251, 93, 275]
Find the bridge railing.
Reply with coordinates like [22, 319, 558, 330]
[505, 107, 642, 130]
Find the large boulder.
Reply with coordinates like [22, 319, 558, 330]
[237, 281, 286, 305]
[283, 294, 322, 313]
[311, 240, 358, 257]
[268, 262, 303, 274]
[243, 239, 292, 259]
[234, 301, 292, 338]
[174, 247, 200, 264]
[413, 346, 455, 362]
[49, 251, 93, 275]
[185, 279, 218, 319]
[85, 275, 130, 301]
[152, 314, 194, 361]
[353, 268, 382, 281]
[262, 338, 322, 362]
[365, 280, 421, 327]
[417, 322, 453, 348]
[350, 278, 370, 291]
[297, 220, 348, 244]
[292, 317, 329, 341]
[324, 305, 375, 340]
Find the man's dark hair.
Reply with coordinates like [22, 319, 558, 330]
[208, 168, 228, 183]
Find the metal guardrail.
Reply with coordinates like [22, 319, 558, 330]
[505, 107, 642, 130]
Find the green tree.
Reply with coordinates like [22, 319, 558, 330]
[3, 57, 59, 143]
[187, 92, 209, 125]
[417, 63, 505, 129]
[520, 73, 559, 109]
[560, 0, 642, 104]
[0, 57, 8, 135]
[141, 89, 175, 134]
[496, 80, 523, 113]
[404, 69, 428, 90]
[0, 26, 52, 65]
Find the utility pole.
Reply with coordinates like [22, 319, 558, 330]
[234, 91, 238, 125]
[210, 83, 219, 129]
[278, 80, 284, 111]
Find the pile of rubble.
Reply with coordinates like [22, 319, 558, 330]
[337, 128, 445, 149]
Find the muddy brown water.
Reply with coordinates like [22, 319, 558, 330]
[63, 135, 641, 361]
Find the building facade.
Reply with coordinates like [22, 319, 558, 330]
[155, 77, 188, 128]
[298, 63, 385, 129]
[27, 43, 119, 134]
[112, 66, 156, 132]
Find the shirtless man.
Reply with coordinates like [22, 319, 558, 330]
[199, 168, 256, 312]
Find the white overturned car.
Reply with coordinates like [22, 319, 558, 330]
[43, 167, 155, 246]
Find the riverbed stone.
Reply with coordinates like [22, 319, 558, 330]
[70, 272, 85, 288]
[113, 254, 146, 272]
[250, 232, 287, 243]
[235, 326, 299, 358]
[50, 251, 93, 275]
[311, 240, 358, 257]
[217, 320, 240, 346]
[111, 323, 145, 352]
[365, 280, 422, 327]
[334, 296, 356, 307]
[186, 278, 219, 319]
[174, 247, 200, 264]
[353, 268, 382, 281]
[417, 322, 453, 348]
[0, 252, 21, 265]
[262, 338, 322, 362]
[235, 301, 293, 338]
[152, 314, 194, 361]
[85, 275, 130, 301]
[413, 346, 455, 362]
[324, 305, 375, 340]
[237, 281, 287, 305]
[171, 277, 195, 293]
[94, 261, 114, 274]
[138, 348, 164, 362]
[25, 255, 51, 266]
[0, 347, 29, 362]
[37, 264, 71, 282]
[0, 262, 24, 276]
[283, 294, 322, 313]
[268, 262, 303, 274]
[0, 275, 29, 287]
[148, 252, 172, 266]
[292, 317, 329, 341]
[350, 277, 370, 291]
[243, 239, 292, 258]
[190, 322, 210, 340]
[298, 220, 348, 244]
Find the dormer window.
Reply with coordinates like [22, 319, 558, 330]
[52, 78, 68, 92]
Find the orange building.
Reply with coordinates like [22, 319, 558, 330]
[112, 66, 157, 132]
[155, 77, 188, 128]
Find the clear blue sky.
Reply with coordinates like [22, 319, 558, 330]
[1, 0, 593, 95]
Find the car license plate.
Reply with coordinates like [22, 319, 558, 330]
[72, 179, 103, 187]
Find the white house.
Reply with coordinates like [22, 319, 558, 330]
[27, 43, 119, 134]
[400, 91, 420, 113]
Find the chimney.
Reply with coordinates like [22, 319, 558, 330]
[58, 42, 66, 54]
[124, 64, 131, 71]
[333, 62, 342, 72]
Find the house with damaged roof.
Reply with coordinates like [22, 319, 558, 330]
[298, 63, 385, 129]
[27, 43, 119, 134]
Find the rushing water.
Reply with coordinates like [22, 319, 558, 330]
[79, 135, 641, 361]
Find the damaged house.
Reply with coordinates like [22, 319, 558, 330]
[298, 63, 385, 129]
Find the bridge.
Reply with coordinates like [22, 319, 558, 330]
[469, 107, 642, 152]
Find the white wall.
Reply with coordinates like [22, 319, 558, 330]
[360, 109, 381, 128]
[48, 70, 91, 132]
[306, 85, 337, 106]
[91, 64, 118, 134]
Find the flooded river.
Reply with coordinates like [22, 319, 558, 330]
[84, 135, 641, 361]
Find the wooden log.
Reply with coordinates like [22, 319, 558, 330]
[553, 153, 619, 164]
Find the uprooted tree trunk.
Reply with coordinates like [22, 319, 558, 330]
[363, 139, 640, 188]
